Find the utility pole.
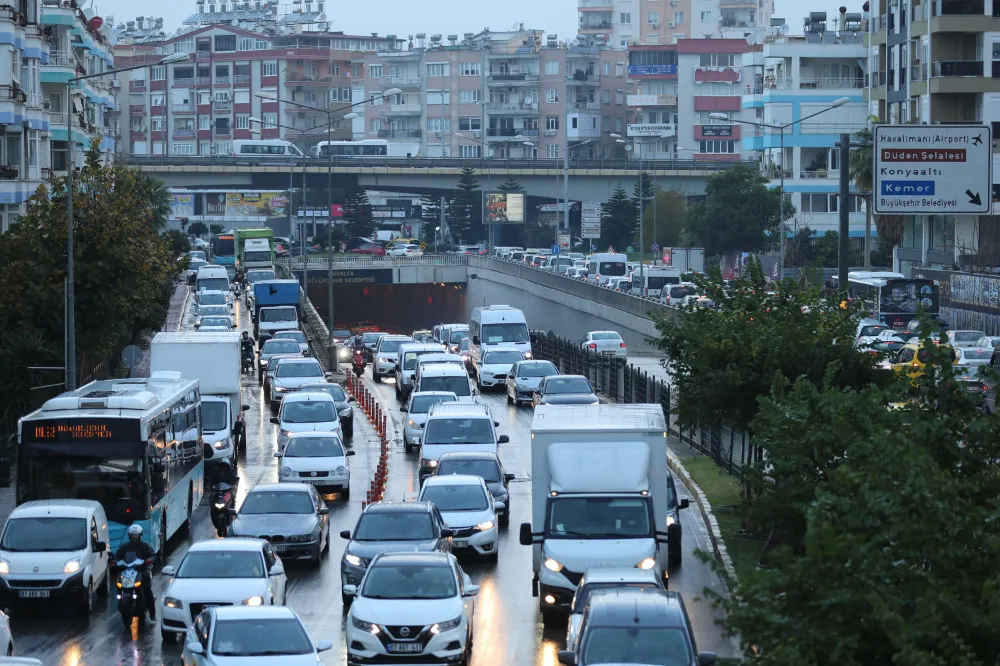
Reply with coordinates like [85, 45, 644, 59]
[838, 133, 851, 292]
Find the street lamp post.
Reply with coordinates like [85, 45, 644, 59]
[255, 89, 400, 371]
[710, 96, 850, 282]
[612, 133, 663, 287]
[64, 52, 188, 390]
[523, 139, 591, 248]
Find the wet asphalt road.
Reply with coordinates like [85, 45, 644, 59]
[8, 294, 739, 664]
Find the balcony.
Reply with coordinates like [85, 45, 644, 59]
[129, 80, 146, 91]
[197, 76, 212, 86]
[130, 104, 145, 115]
[486, 102, 539, 113]
[213, 100, 231, 111]
[172, 103, 194, 113]
[234, 74, 251, 84]
[579, 21, 613, 31]
[797, 76, 864, 89]
[0, 85, 27, 104]
[377, 128, 423, 139]
[384, 104, 422, 115]
[567, 72, 600, 85]
[486, 73, 539, 86]
[284, 70, 333, 85]
[485, 128, 540, 140]
[0, 5, 26, 26]
[570, 100, 601, 111]
[911, 63, 928, 80]
[173, 76, 195, 86]
[578, 0, 613, 9]
[214, 125, 231, 136]
[385, 75, 422, 88]
[215, 76, 231, 85]
[172, 128, 196, 138]
[487, 46, 541, 58]
[932, 60, 983, 76]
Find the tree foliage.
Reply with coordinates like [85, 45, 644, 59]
[651, 259, 886, 433]
[497, 177, 523, 193]
[681, 165, 794, 256]
[342, 188, 376, 238]
[420, 193, 441, 244]
[641, 188, 687, 250]
[187, 221, 209, 237]
[720, 327, 1000, 665]
[601, 184, 637, 251]
[0, 139, 181, 432]
[850, 121, 904, 250]
[209, 223, 225, 235]
[447, 167, 482, 243]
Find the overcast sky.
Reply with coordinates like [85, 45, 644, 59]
[93, 0, 856, 43]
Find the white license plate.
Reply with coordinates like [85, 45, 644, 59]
[387, 643, 424, 654]
[453, 539, 468, 548]
[18, 590, 50, 598]
[273, 544, 287, 552]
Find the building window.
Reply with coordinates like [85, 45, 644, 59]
[427, 117, 451, 132]
[151, 66, 165, 81]
[234, 89, 250, 104]
[459, 89, 481, 103]
[370, 119, 382, 133]
[238, 37, 256, 51]
[427, 90, 451, 105]
[602, 116, 610, 130]
[615, 89, 624, 104]
[172, 143, 196, 155]
[427, 63, 449, 77]
[603, 62, 611, 76]
[800, 193, 830, 213]
[152, 117, 164, 131]
[235, 114, 249, 129]
[460, 62, 481, 76]
[647, 11, 659, 24]
[699, 53, 735, 67]
[699, 140, 735, 153]
[700, 10, 712, 20]
[199, 116, 211, 130]
[616, 62, 625, 76]
[603, 89, 611, 103]
[459, 117, 481, 131]
[546, 144, 558, 158]
[700, 82, 736, 95]
[546, 88, 559, 103]
[460, 144, 481, 157]
[214, 34, 236, 52]
[545, 60, 559, 75]
[673, 12, 684, 23]
[546, 116, 559, 130]
[701, 111, 731, 124]
[352, 64, 363, 77]
[620, 12, 631, 24]
[369, 93, 383, 106]
[369, 64, 383, 79]
[151, 93, 165, 106]
[262, 113, 277, 129]
[614, 117, 623, 132]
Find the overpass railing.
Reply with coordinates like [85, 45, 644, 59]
[121, 154, 760, 172]
[279, 254, 470, 271]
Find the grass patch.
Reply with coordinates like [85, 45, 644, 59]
[681, 456, 763, 583]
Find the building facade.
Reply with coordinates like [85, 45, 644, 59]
[742, 12, 869, 236]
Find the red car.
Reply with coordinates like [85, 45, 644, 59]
[349, 242, 386, 256]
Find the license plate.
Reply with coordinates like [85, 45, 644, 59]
[18, 590, 50, 598]
[273, 544, 287, 552]
[387, 643, 424, 654]
[453, 539, 468, 548]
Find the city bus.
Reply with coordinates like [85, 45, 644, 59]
[210, 232, 236, 266]
[312, 140, 389, 158]
[17, 372, 206, 554]
[833, 271, 940, 330]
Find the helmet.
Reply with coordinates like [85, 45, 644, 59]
[218, 459, 233, 473]
[127, 524, 144, 541]
[242, 331, 250, 338]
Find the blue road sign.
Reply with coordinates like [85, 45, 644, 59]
[651, 243, 661, 252]
[550, 245, 560, 255]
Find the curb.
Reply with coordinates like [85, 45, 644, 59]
[666, 449, 739, 589]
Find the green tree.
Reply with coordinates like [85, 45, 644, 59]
[448, 167, 482, 244]
[601, 184, 637, 251]
[420, 193, 441, 246]
[681, 164, 795, 256]
[785, 226, 817, 268]
[143, 176, 172, 231]
[719, 329, 1000, 665]
[163, 229, 191, 257]
[209, 223, 225, 235]
[850, 121, 903, 255]
[188, 221, 209, 237]
[640, 188, 687, 250]
[497, 177, 523, 194]
[631, 171, 655, 218]
[342, 188, 376, 238]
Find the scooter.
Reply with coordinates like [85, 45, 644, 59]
[210, 481, 237, 537]
[116, 557, 151, 628]
[352, 349, 366, 378]
[241, 346, 255, 374]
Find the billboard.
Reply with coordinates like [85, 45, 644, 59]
[225, 192, 287, 218]
[627, 94, 678, 107]
[486, 193, 525, 223]
[169, 193, 194, 218]
[627, 124, 676, 137]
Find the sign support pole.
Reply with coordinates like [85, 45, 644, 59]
[838, 133, 850, 293]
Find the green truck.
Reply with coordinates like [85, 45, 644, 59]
[235, 228, 275, 271]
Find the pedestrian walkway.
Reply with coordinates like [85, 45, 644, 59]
[627, 354, 671, 384]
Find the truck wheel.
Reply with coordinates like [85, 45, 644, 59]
[668, 523, 682, 568]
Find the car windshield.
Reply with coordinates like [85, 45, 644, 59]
[646, 276, 678, 289]
[0, 517, 87, 552]
[420, 483, 488, 511]
[198, 277, 229, 292]
[437, 459, 501, 483]
[544, 377, 593, 394]
[285, 436, 345, 458]
[448, 329, 468, 344]
[354, 512, 435, 541]
[548, 497, 652, 538]
[276, 362, 323, 378]
[669, 286, 695, 299]
[212, 618, 313, 657]
[581, 626, 692, 665]
[598, 261, 627, 276]
[332, 329, 352, 338]
[245, 270, 275, 284]
[281, 400, 337, 423]
[859, 325, 886, 337]
[378, 339, 408, 354]
[591, 333, 622, 341]
[262, 341, 300, 356]
[953, 331, 985, 342]
[199, 293, 227, 306]
[301, 384, 347, 401]
[361, 332, 384, 344]
[518, 362, 558, 378]
[189, 251, 207, 261]
[423, 418, 495, 444]
[275, 332, 306, 344]
[200, 307, 228, 317]
[200, 318, 230, 328]
[482, 322, 529, 344]
[410, 394, 457, 413]
[460, 338, 470, 351]
[484, 350, 523, 364]
[176, 551, 265, 578]
[240, 490, 315, 515]
[361, 565, 457, 600]
[260, 308, 297, 323]
[202, 401, 228, 432]
[961, 349, 993, 360]
[420, 376, 471, 396]
[403, 351, 438, 370]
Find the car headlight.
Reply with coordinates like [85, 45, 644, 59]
[352, 616, 379, 633]
[273, 386, 287, 393]
[0, 558, 11, 574]
[523, 351, 532, 359]
[666, 515, 676, 527]
[280, 430, 293, 438]
[212, 439, 228, 450]
[637, 557, 657, 570]
[339, 407, 353, 417]
[63, 558, 82, 574]
[281, 466, 292, 477]
[335, 466, 346, 475]
[430, 616, 462, 634]
[344, 554, 363, 567]
[242, 596, 264, 606]
[260, 359, 270, 367]
[544, 558, 564, 572]
[420, 459, 438, 468]
[495, 492, 509, 502]
[338, 348, 350, 359]
[163, 596, 182, 609]
[408, 419, 418, 428]
[475, 520, 495, 532]
[379, 357, 391, 364]
[289, 534, 311, 543]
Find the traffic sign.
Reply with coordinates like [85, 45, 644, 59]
[419, 241, 427, 251]
[651, 243, 660, 252]
[550, 245, 560, 255]
[873, 124, 991, 215]
[581, 201, 602, 239]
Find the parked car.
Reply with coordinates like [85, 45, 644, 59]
[350, 242, 387, 256]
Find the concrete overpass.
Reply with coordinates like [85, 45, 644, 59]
[122, 155, 758, 201]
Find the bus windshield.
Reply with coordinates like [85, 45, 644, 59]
[21, 456, 148, 525]
[212, 235, 235, 257]
[598, 262, 627, 276]
[244, 251, 272, 263]
[482, 323, 529, 344]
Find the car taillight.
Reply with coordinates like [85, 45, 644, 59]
[620, 343, 627, 348]
[589, 343, 597, 349]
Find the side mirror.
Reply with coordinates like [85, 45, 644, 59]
[340, 530, 352, 539]
[342, 584, 358, 596]
[557, 650, 577, 666]
[319, 506, 330, 515]
[441, 528, 454, 538]
[697, 653, 718, 666]
[679, 498, 690, 510]
[472, 336, 480, 345]
[270, 417, 279, 424]
[316, 640, 334, 653]
[494, 501, 506, 511]
[464, 584, 480, 597]
[162, 565, 177, 576]
[504, 473, 515, 481]
[519, 522, 533, 546]
[498, 435, 510, 444]
[93, 541, 107, 553]
[418, 423, 425, 428]
[242, 404, 250, 411]
[325, 372, 333, 378]
[269, 563, 284, 577]
[346, 450, 356, 456]
[494, 420, 500, 427]
[273, 451, 281, 458]
[186, 642, 206, 655]
[228, 507, 237, 516]
[400, 405, 408, 412]
[348, 396, 356, 402]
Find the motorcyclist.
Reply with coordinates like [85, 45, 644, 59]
[114, 524, 156, 620]
[212, 458, 239, 487]
[241, 331, 256, 365]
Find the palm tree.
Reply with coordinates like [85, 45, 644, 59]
[209, 224, 225, 235]
[850, 118, 903, 268]
[141, 176, 173, 231]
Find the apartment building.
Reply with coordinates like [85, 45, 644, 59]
[863, 0, 1000, 270]
[578, 0, 775, 47]
[627, 39, 756, 160]
[355, 31, 630, 159]
[742, 12, 869, 236]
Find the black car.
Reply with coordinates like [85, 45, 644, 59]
[298, 382, 356, 438]
[532, 374, 599, 407]
[433, 451, 515, 525]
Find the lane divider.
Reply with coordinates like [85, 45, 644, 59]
[344, 375, 391, 508]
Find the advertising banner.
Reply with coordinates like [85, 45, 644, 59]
[225, 192, 288, 218]
[486, 193, 525, 223]
[627, 124, 676, 137]
[701, 125, 733, 137]
[169, 193, 194, 218]
[205, 193, 226, 216]
[627, 94, 678, 107]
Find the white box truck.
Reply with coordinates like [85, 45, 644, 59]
[662, 247, 705, 274]
[519, 404, 689, 620]
[150, 332, 247, 461]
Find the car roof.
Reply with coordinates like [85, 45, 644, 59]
[248, 482, 314, 493]
[410, 391, 459, 399]
[582, 567, 661, 584]
[585, 589, 687, 627]
[544, 374, 589, 381]
[420, 363, 468, 375]
[587, 330, 620, 335]
[12, 499, 101, 519]
[373, 551, 452, 567]
[379, 335, 414, 341]
[286, 430, 343, 440]
[421, 473, 487, 488]
[189, 537, 267, 552]
[427, 402, 491, 418]
[274, 330, 305, 336]
[484, 346, 522, 353]
[275, 356, 320, 365]
[210, 605, 299, 622]
[437, 451, 500, 463]
[364, 500, 435, 514]
[281, 391, 335, 403]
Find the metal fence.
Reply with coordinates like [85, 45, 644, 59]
[530, 330, 750, 481]
[279, 254, 471, 271]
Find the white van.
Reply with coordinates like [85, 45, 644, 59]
[418, 402, 508, 479]
[469, 305, 531, 365]
[195, 265, 230, 296]
[0, 500, 110, 614]
[440, 323, 470, 354]
[586, 253, 629, 284]
[416, 362, 475, 402]
[631, 266, 683, 299]
[232, 139, 304, 158]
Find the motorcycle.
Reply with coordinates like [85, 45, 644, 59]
[233, 280, 242, 297]
[352, 349, 366, 378]
[210, 481, 237, 537]
[241, 346, 255, 374]
[116, 557, 151, 628]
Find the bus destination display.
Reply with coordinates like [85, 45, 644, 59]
[23, 419, 138, 444]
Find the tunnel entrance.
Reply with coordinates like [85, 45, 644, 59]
[306, 283, 466, 333]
